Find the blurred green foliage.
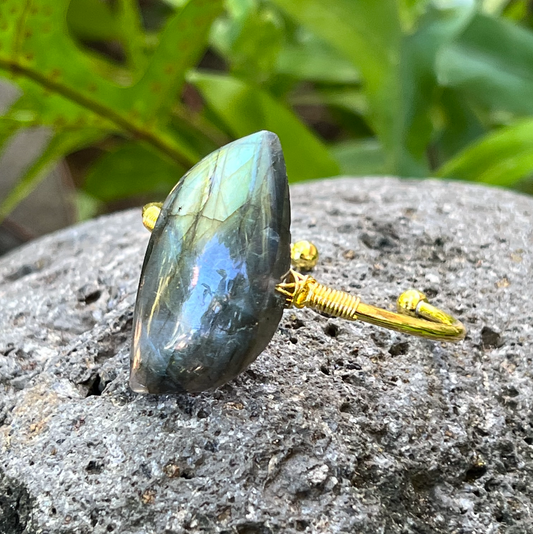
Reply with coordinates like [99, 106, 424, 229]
[2, 0, 533, 220]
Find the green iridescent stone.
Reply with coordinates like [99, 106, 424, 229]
[130, 131, 291, 394]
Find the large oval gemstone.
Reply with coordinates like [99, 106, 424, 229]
[130, 131, 291, 393]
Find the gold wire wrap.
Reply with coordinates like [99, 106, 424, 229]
[276, 270, 466, 342]
[305, 283, 361, 320]
[142, 202, 466, 342]
[276, 272, 361, 320]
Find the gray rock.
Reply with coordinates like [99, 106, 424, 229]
[0, 177, 532, 534]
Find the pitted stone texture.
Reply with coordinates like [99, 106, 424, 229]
[0, 178, 532, 534]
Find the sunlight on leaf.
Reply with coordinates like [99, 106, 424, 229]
[437, 14, 533, 115]
[0, 0, 221, 168]
[437, 119, 533, 186]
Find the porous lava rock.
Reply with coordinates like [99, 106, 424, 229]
[0, 178, 532, 534]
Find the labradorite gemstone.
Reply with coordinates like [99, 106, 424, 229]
[130, 131, 291, 394]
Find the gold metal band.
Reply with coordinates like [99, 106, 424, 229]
[276, 270, 466, 342]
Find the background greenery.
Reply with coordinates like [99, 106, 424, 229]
[2, 0, 533, 223]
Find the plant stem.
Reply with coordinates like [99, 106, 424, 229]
[0, 58, 196, 169]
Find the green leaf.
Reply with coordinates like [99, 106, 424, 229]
[75, 190, 103, 222]
[481, 0, 511, 16]
[271, 0, 475, 175]
[0, 0, 221, 167]
[211, 0, 284, 83]
[0, 128, 104, 220]
[308, 89, 368, 118]
[436, 13, 533, 115]
[0, 118, 23, 156]
[116, 0, 147, 73]
[397, 0, 431, 32]
[436, 88, 486, 164]
[276, 36, 360, 83]
[501, 0, 527, 21]
[162, 0, 190, 7]
[66, 0, 119, 41]
[2, 83, 111, 130]
[84, 142, 183, 201]
[399, 2, 476, 170]
[270, 0, 402, 168]
[437, 118, 533, 186]
[189, 71, 339, 181]
[331, 139, 386, 176]
[127, 0, 224, 121]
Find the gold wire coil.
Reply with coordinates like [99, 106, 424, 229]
[275, 272, 361, 321]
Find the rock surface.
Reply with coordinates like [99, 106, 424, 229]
[0, 177, 532, 534]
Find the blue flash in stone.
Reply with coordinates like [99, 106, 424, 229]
[130, 131, 291, 394]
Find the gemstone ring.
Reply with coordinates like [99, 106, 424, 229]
[130, 131, 466, 394]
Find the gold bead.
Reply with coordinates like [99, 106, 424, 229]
[396, 289, 427, 317]
[142, 202, 163, 232]
[290, 240, 319, 271]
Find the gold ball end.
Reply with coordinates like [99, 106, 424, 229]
[397, 289, 428, 316]
[290, 240, 319, 271]
[142, 202, 163, 232]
